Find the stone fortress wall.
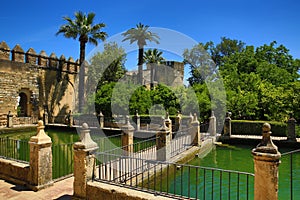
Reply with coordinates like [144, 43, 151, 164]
[0, 41, 79, 127]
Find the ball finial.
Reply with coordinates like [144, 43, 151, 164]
[262, 123, 271, 133]
[38, 120, 44, 127]
[82, 123, 89, 129]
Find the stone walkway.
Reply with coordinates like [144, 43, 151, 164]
[0, 177, 73, 200]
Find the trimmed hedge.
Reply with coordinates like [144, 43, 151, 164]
[231, 120, 287, 137]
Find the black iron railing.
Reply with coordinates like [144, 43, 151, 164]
[0, 137, 29, 162]
[170, 129, 192, 157]
[52, 143, 74, 180]
[93, 153, 254, 199]
[93, 134, 123, 152]
[281, 149, 300, 200]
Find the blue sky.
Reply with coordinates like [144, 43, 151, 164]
[1, 0, 300, 72]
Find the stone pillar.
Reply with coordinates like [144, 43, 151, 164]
[223, 112, 232, 137]
[209, 111, 217, 136]
[252, 123, 281, 200]
[7, 111, 13, 128]
[98, 111, 104, 128]
[73, 123, 98, 199]
[287, 115, 296, 142]
[175, 111, 182, 132]
[191, 113, 201, 146]
[156, 119, 171, 161]
[135, 111, 140, 131]
[164, 112, 172, 133]
[28, 120, 53, 191]
[66, 110, 73, 127]
[43, 105, 48, 125]
[121, 116, 134, 156]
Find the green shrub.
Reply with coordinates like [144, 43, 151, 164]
[231, 120, 287, 137]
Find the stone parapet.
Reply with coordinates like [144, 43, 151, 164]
[0, 41, 79, 73]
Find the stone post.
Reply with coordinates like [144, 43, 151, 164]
[7, 111, 13, 128]
[121, 116, 134, 156]
[287, 115, 296, 142]
[223, 112, 232, 137]
[66, 110, 73, 127]
[156, 118, 171, 161]
[28, 120, 53, 191]
[43, 105, 48, 125]
[208, 111, 217, 136]
[164, 112, 172, 133]
[73, 123, 98, 199]
[98, 111, 104, 128]
[135, 111, 140, 131]
[175, 111, 182, 132]
[191, 113, 201, 146]
[252, 123, 281, 200]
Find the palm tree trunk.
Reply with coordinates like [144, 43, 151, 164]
[138, 47, 144, 85]
[79, 40, 86, 113]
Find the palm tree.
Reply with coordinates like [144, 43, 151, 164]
[122, 23, 160, 85]
[56, 11, 107, 113]
[143, 49, 165, 89]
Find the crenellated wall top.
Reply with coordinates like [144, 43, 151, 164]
[0, 41, 80, 73]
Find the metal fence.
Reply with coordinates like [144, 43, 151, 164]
[52, 143, 74, 180]
[281, 149, 300, 200]
[97, 136, 157, 157]
[93, 134, 122, 152]
[93, 153, 254, 200]
[170, 129, 192, 157]
[0, 137, 30, 162]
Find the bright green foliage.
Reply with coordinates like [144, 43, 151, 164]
[143, 48, 165, 64]
[183, 43, 217, 85]
[87, 42, 127, 93]
[129, 86, 152, 115]
[56, 11, 107, 112]
[94, 82, 116, 116]
[122, 23, 160, 84]
[150, 84, 180, 115]
[188, 38, 300, 121]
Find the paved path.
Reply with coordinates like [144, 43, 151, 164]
[0, 177, 73, 200]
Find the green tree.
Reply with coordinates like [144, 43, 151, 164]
[122, 23, 160, 84]
[218, 41, 300, 121]
[183, 43, 217, 86]
[94, 82, 115, 116]
[150, 84, 180, 115]
[56, 11, 107, 112]
[143, 48, 165, 64]
[129, 86, 152, 115]
[87, 42, 126, 93]
[210, 37, 245, 66]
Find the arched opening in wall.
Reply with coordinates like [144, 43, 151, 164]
[18, 92, 28, 117]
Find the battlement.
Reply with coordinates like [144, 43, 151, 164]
[0, 41, 79, 73]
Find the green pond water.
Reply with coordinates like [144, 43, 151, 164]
[156, 144, 300, 200]
[1, 130, 299, 199]
[0, 129, 122, 179]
